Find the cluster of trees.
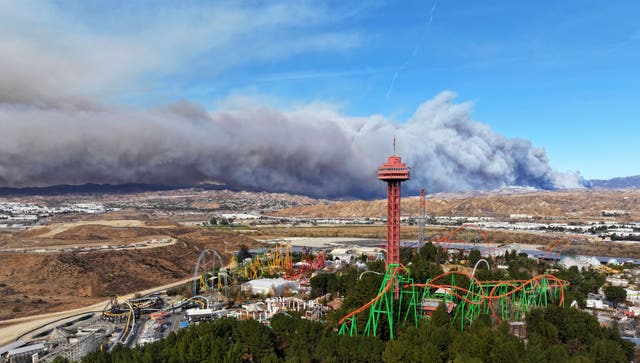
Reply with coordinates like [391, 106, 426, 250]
[553, 266, 606, 308]
[208, 216, 236, 226]
[67, 315, 382, 363]
[385, 304, 634, 362]
[60, 304, 633, 363]
[610, 234, 640, 242]
[604, 285, 627, 306]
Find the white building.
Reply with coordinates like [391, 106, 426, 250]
[625, 289, 640, 304]
[557, 256, 600, 269]
[606, 277, 629, 287]
[242, 278, 297, 296]
[586, 299, 608, 310]
[185, 308, 229, 322]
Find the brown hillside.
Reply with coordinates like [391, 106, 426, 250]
[0, 228, 258, 320]
[273, 189, 640, 220]
[53, 225, 162, 240]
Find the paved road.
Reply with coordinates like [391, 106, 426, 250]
[0, 277, 194, 346]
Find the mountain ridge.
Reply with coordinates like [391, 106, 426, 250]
[0, 174, 638, 198]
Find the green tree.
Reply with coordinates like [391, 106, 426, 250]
[604, 285, 627, 306]
[468, 249, 482, 267]
[237, 245, 252, 261]
[310, 273, 339, 297]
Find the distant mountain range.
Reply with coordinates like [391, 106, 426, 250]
[587, 175, 640, 189]
[0, 175, 638, 197]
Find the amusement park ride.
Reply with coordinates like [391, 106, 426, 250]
[337, 147, 570, 339]
[190, 241, 328, 295]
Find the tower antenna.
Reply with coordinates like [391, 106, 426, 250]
[393, 136, 396, 155]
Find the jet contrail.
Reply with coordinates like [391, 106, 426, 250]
[385, 0, 439, 101]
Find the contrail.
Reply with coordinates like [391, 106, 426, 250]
[385, 0, 438, 101]
[385, 72, 399, 101]
[427, 0, 438, 33]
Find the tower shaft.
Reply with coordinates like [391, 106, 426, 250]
[386, 181, 402, 264]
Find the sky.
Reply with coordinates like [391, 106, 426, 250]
[110, 0, 640, 181]
[0, 0, 639, 195]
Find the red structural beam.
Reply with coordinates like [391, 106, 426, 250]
[378, 155, 410, 265]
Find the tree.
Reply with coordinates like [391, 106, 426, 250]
[400, 247, 413, 265]
[429, 303, 450, 328]
[310, 273, 338, 297]
[237, 245, 252, 261]
[604, 285, 627, 306]
[468, 249, 482, 267]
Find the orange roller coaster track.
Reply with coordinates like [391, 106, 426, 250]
[338, 264, 569, 338]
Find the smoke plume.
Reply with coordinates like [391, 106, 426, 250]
[0, 91, 583, 198]
[0, 1, 585, 198]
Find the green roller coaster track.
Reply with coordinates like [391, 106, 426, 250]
[338, 263, 569, 338]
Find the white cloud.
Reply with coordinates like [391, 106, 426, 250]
[0, 1, 362, 102]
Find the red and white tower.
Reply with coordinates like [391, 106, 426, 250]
[377, 147, 410, 265]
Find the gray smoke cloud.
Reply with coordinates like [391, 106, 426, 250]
[0, 1, 584, 198]
[0, 91, 584, 198]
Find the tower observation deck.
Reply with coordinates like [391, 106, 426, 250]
[377, 154, 410, 265]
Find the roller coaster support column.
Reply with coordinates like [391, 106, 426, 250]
[339, 263, 418, 339]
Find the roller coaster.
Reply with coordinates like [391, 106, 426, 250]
[192, 249, 228, 296]
[222, 241, 294, 280]
[435, 223, 492, 254]
[338, 263, 569, 339]
[102, 297, 136, 349]
[286, 250, 327, 279]
[541, 236, 581, 263]
[102, 294, 209, 349]
[223, 241, 325, 281]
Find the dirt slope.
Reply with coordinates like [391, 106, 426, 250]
[0, 228, 257, 320]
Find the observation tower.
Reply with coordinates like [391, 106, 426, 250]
[377, 143, 410, 265]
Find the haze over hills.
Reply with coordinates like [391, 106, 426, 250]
[0, 175, 640, 196]
[0, 173, 638, 199]
[0, 182, 238, 197]
[588, 175, 640, 189]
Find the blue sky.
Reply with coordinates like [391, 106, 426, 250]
[5, 0, 640, 181]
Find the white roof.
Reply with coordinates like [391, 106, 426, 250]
[243, 303, 266, 312]
[558, 255, 599, 269]
[8, 343, 45, 356]
[246, 278, 294, 289]
[0, 341, 25, 355]
[186, 308, 213, 316]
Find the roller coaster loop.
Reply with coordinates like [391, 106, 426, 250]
[192, 249, 227, 296]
